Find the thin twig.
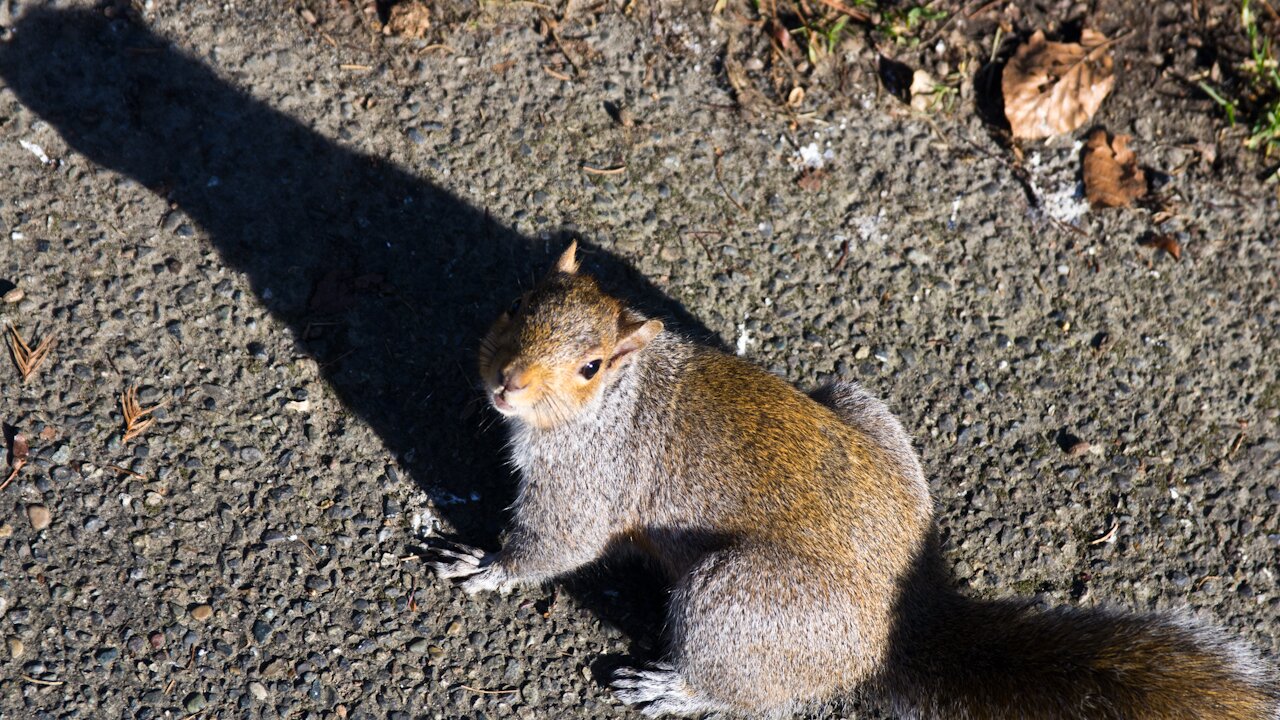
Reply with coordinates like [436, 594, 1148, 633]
[581, 164, 627, 175]
[542, 65, 572, 81]
[1088, 521, 1118, 545]
[810, 0, 870, 23]
[0, 463, 26, 492]
[457, 684, 519, 695]
[831, 238, 850, 271]
[542, 14, 584, 75]
[1, 432, 29, 492]
[21, 675, 64, 686]
[712, 149, 748, 214]
[106, 464, 147, 480]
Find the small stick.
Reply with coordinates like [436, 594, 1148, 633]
[542, 15, 583, 75]
[339, 63, 373, 71]
[831, 238, 850, 271]
[457, 684, 519, 695]
[581, 164, 627, 175]
[21, 675, 64, 686]
[1088, 521, 1118, 545]
[1, 432, 29, 492]
[965, 0, 1007, 19]
[106, 464, 147, 480]
[296, 537, 319, 562]
[712, 150, 748, 214]
[542, 65, 571, 81]
[810, 0, 870, 23]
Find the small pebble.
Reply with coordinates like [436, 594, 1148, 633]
[26, 505, 51, 531]
[248, 681, 269, 701]
[2, 287, 23, 303]
[184, 692, 207, 713]
[190, 604, 213, 622]
[7, 637, 23, 658]
[0, 523, 12, 538]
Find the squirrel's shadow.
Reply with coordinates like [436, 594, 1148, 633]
[0, 7, 706, 647]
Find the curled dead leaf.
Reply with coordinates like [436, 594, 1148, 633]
[1083, 129, 1147, 208]
[1003, 30, 1115, 140]
[796, 167, 828, 192]
[766, 19, 796, 55]
[382, 0, 430, 39]
[1139, 233, 1182, 261]
[909, 69, 936, 112]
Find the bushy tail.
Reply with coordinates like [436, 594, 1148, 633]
[881, 588, 1280, 720]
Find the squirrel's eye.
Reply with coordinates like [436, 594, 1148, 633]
[507, 296, 522, 315]
[579, 359, 602, 380]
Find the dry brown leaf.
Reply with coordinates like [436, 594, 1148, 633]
[796, 167, 828, 192]
[1139, 233, 1182, 261]
[1003, 30, 1115, 140]
[382, 1, 430, 39]
[1083, 129, 1147, 208]
[1, 432, 28, 492]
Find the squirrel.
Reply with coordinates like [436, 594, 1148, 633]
[428, 241, 1280, 719]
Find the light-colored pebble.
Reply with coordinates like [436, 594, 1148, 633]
[26, 505, 50, 531]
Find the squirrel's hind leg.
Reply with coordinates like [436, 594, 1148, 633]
[611, 663, 729, 718]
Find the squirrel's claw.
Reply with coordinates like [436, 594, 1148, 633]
[611, 664, 711, 717]
[423, 542, 519, 595]
[424, 543, 489, 580]
[460, 567, 517, 595]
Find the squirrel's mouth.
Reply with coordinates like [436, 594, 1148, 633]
[490, 389, 515, 414]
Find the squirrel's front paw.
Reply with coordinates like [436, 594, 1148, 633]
[424, 543, 516, 595]
[459, 566, 517, 595]
[425, 543, 489, 579]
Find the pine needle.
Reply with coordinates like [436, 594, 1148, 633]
[5, 324, 56, 383]
[121, 385, 164, 443]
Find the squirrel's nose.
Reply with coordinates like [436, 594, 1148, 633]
[501, 365, 530, 393]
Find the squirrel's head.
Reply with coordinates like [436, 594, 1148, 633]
[478, 241, 664, 429]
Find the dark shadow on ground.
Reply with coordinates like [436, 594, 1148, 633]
[0, 6, 699, 645]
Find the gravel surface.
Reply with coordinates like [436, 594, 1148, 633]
[0, 0, 1277, 718]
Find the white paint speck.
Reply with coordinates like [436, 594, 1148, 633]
[797, 142, 825, 169]
[735, 317, 753, 356]
[19, 140, 51, 164]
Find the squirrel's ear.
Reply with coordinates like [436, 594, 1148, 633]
[554, 240, 580, 275]
[609, 314, 663, 369]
